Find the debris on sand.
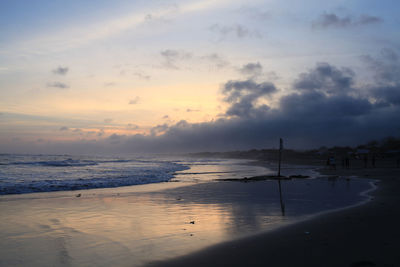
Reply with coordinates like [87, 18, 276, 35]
[219, 174, 309, 182]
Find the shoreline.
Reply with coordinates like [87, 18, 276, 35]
[1, 156, 398, 266]
[146, 165, 400, 267]
[0, 159, 378, 267]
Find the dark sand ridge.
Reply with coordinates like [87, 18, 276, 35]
[147, 167, 400, 267]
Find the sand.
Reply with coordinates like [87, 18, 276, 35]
[1, 160, 398, 267]
[147, 167, 400, 267]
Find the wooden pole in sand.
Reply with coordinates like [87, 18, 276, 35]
[278, 138, 283, 177]
[277, 138, 285, 215]
[278, 179, 285, 216]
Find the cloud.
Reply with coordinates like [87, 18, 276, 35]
[239, 6, 271, 21]
[127, 124, 140, 130]
[6, 52, 400, 154]
[222, 79, 277, 118]
[129, 97, 140, 105]
[150, 123, 169, 136]
[59, 126, 69, 131]
[10, 0, 229, 55]
[186, 108, 200, 112]
[47, 82, 70, 89]
[209, 24, 261, 39]
[293, 62, 355, 95]
[97, 129, 105, 137]
[361, 48, 400, 106]
[160, 49, 192, 69]
[201, 53, 230, 70]
[162, 115, 169, 119]
[52, 66, 69, 75]
[104, 82, 116, 87]
[358, 14, 383, 25]
[104, 118, 113, 123]
[113, 58, 400, 152]
[133, 72, 151, 80]
[312, 12, 383, 29]
[239, 62, 263, 77]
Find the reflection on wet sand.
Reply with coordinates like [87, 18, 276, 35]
[0, 178, 372, 266]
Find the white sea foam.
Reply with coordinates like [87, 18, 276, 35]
[0, 154, 190, 195]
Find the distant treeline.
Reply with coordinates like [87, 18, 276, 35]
[189, 136, 400, 160]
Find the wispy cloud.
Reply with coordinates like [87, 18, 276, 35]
[238, 62, 263, 77]
[47, 82, 69, 89]
[129, 97, 140, 105]
[7, 0, 232, 55]
[201, 53, 230, 70]
[209, 24, 262, 40]
[312, 12, 383, 29]
[52, 66, 69, 75]
[160, 49, 192, 69]
[133, 72, 151, 80]
[104, 82, 116, 87]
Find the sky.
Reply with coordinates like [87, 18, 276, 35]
[0, 0, 399, 154]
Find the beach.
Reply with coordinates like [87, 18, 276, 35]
[148, 167, 400, 267]
[0, 155, 398, 266]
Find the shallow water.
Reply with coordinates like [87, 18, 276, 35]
[0, 154, 274, 195]
[0, 176, 374, 267]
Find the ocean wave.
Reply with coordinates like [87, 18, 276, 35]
[9, 159, 99, 167]
[0, 163, 189, 195]
[0, 155, 190, 195]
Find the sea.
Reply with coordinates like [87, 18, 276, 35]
[0, 153, 299, 195]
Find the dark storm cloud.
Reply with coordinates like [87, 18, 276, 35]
[47, 82, 69, 89]
[16, 53, 400, 154]
[112, 58, 400, 152]
[293, 62, 355, 95]
[52, 66, 69, 75]
[222, 79, 277, 118]
[312, 12, 383, 29]
[279, 91, 373, 118]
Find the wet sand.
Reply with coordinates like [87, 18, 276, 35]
[147, 167, 400, 267]
[0, 165, 376, 267]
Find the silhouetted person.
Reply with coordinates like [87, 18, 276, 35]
[329, 156, 336, 170]
[345, 157, 350, 169]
